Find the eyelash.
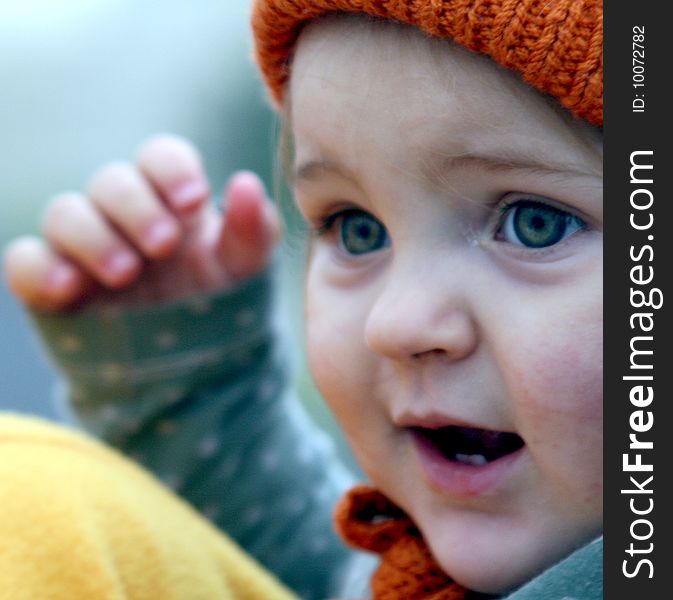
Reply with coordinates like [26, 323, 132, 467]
[314, 210, 344, 237]
[496, 195, 579, 220]
[493, 195, 589, 248]
[312, 207, 366, 237]
[311, 196, 589, 249]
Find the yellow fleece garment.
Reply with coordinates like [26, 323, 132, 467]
[0, 414, 297, 600]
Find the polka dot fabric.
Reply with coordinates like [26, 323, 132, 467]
[251, 0, 603, 126]
[30, 267, 361, 600]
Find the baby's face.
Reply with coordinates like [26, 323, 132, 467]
[290, 16, 602, 594]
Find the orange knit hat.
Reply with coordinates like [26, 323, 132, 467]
[251, 0, 603, 126]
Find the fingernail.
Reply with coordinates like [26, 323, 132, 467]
[145, 219, 179, 253]
[228, 171, 265, 196]
[104, 251, 139, 282]
[169, 179, 210, 210]
[46, 263, 76, 292]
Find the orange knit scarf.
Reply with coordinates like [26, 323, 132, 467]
[335, 485, 493, 600]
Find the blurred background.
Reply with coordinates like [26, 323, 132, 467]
[0, 0, 349, 460]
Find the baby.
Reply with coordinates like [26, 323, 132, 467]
[3, 1, 603, 598]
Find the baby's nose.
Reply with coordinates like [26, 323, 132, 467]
[363, 263, 478, 362]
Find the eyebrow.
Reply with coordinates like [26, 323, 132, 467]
[426, 152, 602, 180]
[292, 159, 359, 185]
[292, 150, 602, 187]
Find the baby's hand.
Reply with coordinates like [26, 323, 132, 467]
[3, 135, 280, 312]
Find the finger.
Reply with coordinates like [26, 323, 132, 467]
[42, 192, 142, 288]
[216, 171, 281, 280]
[3, 236, 92, 311]
[88, 162, 181, 259]
[136, 134, 211, 215]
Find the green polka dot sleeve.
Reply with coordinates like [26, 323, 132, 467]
[30, 267, 373, 600]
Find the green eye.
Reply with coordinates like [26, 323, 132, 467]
[498, 200, 585, 248]
[339, 210, 389, 255]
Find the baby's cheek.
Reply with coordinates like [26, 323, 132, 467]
[305, 270, 376, 401]
[306, 321, 343, 396]
[305, 296, 359, 407]
[516, 345, 602, 422]
[504, 303, 603, 422]
[505, 323, 603, 493]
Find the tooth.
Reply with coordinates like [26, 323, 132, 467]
[455, 453, 488, 466]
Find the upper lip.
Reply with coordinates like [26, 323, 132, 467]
[394, 410, 514, 434]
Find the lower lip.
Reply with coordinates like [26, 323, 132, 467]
[410, 430, 524, 497]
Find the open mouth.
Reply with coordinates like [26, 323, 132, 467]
[410, 426, 525, 466]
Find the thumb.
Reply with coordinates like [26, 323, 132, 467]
[215, 171, 281, 280]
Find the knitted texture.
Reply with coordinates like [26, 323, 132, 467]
[335, 485, 490, 600]
[251, 0, 603, 125]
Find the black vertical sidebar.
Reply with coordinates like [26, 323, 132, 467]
[604, 2, 671, 598]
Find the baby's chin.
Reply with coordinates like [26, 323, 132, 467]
[431, 544, 536, 595]
[396, 482, 602, 595]
[419, 518, 599, 595]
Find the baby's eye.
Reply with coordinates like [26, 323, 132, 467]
[323, 209, 389, 255]
[495, 198, 586, 248]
